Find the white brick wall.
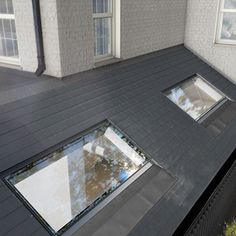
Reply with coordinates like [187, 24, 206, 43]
[12, 0, 187, 77]
[13, 0, 37, 72]
[40, 0, 62, 77]
[56, 0, 94, 77]
[11, 0, 236, 81]
[121, 0, 187, 59]
[185, 0, 236, 84]
[13, 0, 62, 77]
[51, 0, 187, 77]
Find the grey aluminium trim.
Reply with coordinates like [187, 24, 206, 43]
[194, 73, 228, 123]
[196, 73, 230, 100]
[197, 98, 228, 123]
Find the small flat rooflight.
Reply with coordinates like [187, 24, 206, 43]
[5, 121, 152, 235]
[164, 75, 225, 121]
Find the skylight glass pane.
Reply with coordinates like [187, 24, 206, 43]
[6, 122, 150, 234]
[221, 13, 236, 40]
[164, 75, 224, 120]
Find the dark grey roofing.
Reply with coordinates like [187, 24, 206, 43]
[0, 68, 64, 106]
[0, 45, 236, 236]
[185, 158, 236, 236]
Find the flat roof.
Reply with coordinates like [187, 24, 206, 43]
[0, 45, 236, 236]
[5, 121, 154, 235]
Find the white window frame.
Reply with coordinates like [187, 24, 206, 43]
[0, 2, 20, 65]
[93, 0, 120, 62]
[216, 0, 236, 45]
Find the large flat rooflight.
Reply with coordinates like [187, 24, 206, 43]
[5, 121, 152, 235]
[164, 75, 226, 121]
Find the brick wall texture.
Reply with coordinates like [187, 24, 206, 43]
[56, 0, 94, 77]
[12, 0, 236, 83]
[185, 0, 236, 84]
[14, 0, 62, 77]
[13, 0, 37, 73]
[12, 0, 187, 78]
[121, 0, 187, 59]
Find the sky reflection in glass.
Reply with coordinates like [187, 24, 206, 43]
[164, 75, 224, 120]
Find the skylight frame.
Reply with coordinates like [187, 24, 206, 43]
[3, 120, 156, 236]
[163, 74, 228, 123]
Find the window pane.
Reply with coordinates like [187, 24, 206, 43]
[13, 39, 18, 56]
[0, 38, 6, 56]
[0, 0, 7, 14]
[164, 76, 224, 120]
[5, 38, 13, 56]
[6, 0, 13, 14]
[0, 18, 18, 58]
[93, 0, 112, 13]
[0, 19, 3, 38]
[94, 17, 112, 57]
[10, 19, 17, 40]
[0, 0, 13, 14]
[224, 0, 236, 9]
[3, 19, 11, 38]
[0, 0, 17, 59]
[7, 122, 149, 233]
[221, 13, 236, 40]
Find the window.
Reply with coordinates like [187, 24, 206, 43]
[0, 0, 19, 63]
[216, 0, 236, 45]
[5, 121, 152, 235]
[164, 75, 226, 121]
[93, 0, 114, 60]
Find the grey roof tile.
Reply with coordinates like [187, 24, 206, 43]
[0, 45, 235, 236]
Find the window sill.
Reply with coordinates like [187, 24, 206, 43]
[94, 57, 122, 68]
[0, 61, 21, 70]
[214, 41, 236, 47]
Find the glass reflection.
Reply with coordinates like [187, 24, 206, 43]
[93, 17, 112, 57]
[224, 0, 236, 9]
[165, 76, 224, 120]
[93, 0, 111, 14]
[221, 13, 236, 40]
[7, 124, 147, 233]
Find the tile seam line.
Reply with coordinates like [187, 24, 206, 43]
[0, 48, 193, 115]
[0, 63, 207, 151]
[0, 50, 194, 118]
[0, 56, 201, 133]
[0, 54, 200, 127]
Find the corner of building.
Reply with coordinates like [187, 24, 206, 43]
[184, 0, 236, 84]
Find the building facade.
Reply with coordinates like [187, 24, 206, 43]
[0, 0, 235, 83]
[185, 0, 236, 84]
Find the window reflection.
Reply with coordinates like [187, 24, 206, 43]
[165, 76, 224, 120]
[221, 13, 236, 40]
[7, 124, 148, 233]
